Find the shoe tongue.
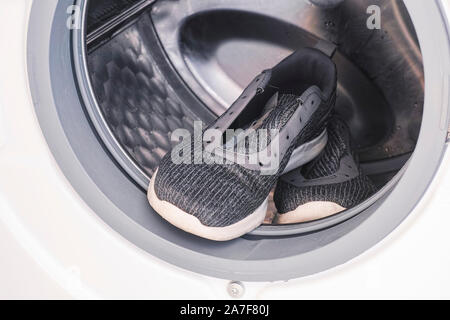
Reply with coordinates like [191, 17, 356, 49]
[262, 92, 279, 114]
[232, 92, 301, 153]
[259, 93, 301, 130]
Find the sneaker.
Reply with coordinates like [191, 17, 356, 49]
[148, 48, 337, 241]
[274, 117, 377, 224]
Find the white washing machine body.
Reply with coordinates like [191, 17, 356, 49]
[0, 0, 450, 299]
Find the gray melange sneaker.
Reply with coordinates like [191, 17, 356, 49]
[274, 117, 377, 224]
[148, 48, 337, 241]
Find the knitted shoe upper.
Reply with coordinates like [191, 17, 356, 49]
[152, 48, 337, 228]
[275, 118, 377, 214]
[154, 93, 330, 227]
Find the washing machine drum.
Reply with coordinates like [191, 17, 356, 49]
[31, 0, 449, 280]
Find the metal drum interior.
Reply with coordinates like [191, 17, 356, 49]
[84, 0, 424, 234]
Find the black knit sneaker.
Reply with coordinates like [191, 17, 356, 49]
[274, 117, 377, 224]
[148, 48, 337, 241]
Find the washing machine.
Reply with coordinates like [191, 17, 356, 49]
[0, 0, 450, 299]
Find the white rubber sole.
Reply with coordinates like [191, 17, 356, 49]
[148, 169, 268, 241]
[283, 129, 328, 174]
[147, 130, 327, 240]
[274, 201, 346, 224]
